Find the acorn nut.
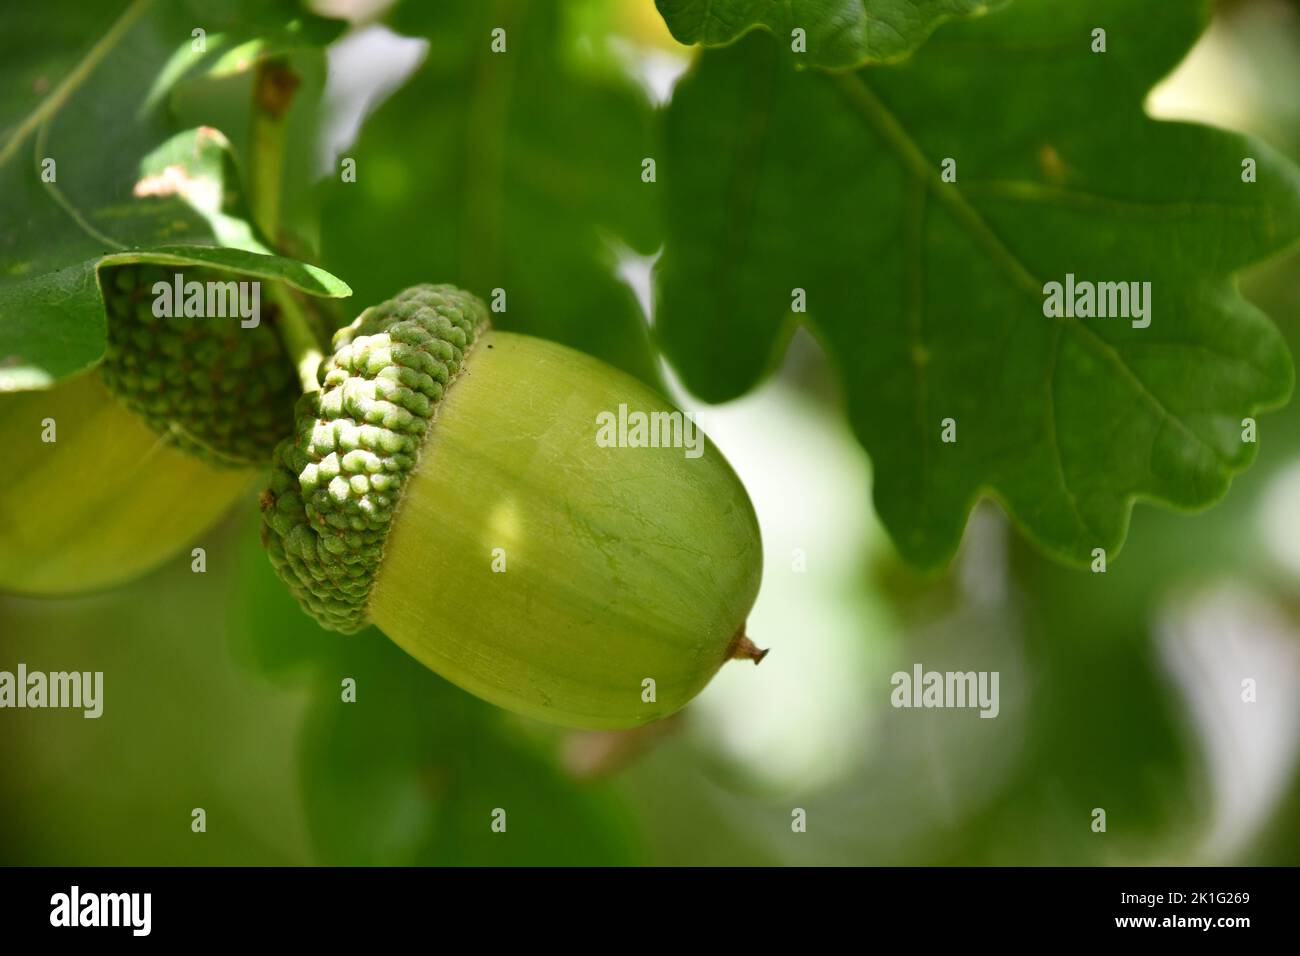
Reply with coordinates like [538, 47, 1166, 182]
[261, 284, 765, 729]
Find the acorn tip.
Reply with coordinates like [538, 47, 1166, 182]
[731, 634, 769, 665]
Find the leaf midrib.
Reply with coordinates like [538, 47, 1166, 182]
[826, 68, 1225, 497]
[0, 0, 154, 169]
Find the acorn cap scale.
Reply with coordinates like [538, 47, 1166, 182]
[262, 284, 489, 631]
[262, 285, 763, 729]
[98, 263, 299, 467]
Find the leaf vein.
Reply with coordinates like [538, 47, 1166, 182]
[829, 70, 1229, 479]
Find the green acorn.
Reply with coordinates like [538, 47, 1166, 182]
[98, 263, 299, 466]
[0, 264, 300, 595]
[262, 285, 764, 729]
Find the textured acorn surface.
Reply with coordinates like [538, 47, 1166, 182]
[0, 371, 254, 595]
[98, 263, 298, 466]
[262, 284, 762, 729]
[262, 284, 490, 632]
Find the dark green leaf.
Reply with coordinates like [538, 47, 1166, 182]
[655, 0, 1300, 567]
[0, 127, 349, 391]
[655, 0, 1008, 69]
[0, 245, 348, 392]
[100, 245, 350, 295]
[0, 2, 347, 389]
[319, 0, 663, 384]
[0, 1, 342, 166]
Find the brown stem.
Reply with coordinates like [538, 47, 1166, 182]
[728, 628, 769, 664]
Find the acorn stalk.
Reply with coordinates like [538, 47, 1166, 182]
[262, 285, 764, 729]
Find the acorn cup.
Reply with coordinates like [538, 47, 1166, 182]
[262, 285, 765, 729]
[0, 264, 299, 596]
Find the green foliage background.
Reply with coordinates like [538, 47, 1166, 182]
[2, 0, 1300, 865]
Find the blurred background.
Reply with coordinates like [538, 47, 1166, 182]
[2, 0, 1299, 865]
